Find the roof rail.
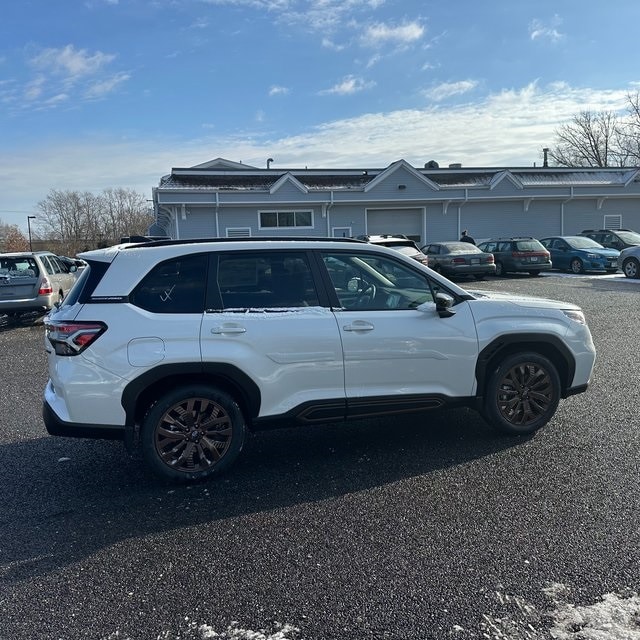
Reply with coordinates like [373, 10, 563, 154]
[120, 236, 366, 249]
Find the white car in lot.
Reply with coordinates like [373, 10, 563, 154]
[619, 245, 640, 278]
[43, 237, 596, 482]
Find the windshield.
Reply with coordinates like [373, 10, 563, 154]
[567, 237, 603, 249]
[443, 243, 482, 254]
[390, 245, 420, 257]
[617, 231, 640, 244]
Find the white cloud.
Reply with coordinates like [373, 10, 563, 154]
[423, 79, 479, 101]
[269, 85, 290, 96]
[319, 75, 376, 95]
[84, 72, 131, 99]
[362, 20, 425, 47]
[529, 15, 564, 43]
[30, 44, 116, 81]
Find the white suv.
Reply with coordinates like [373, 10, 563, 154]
[43, 237, 596, 482]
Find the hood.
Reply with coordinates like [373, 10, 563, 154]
[467, 288, 580, 310]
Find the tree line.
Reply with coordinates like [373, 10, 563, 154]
[0, 187, 153, 256]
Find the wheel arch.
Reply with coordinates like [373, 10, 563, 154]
[122, 363, 261, 430]
[476, 334, 575, 400]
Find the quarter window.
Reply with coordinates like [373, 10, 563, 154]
[259, 210, 313, 229]
[130, 254, 208, 313]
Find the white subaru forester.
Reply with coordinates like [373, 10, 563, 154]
[43, 237, 596, 482]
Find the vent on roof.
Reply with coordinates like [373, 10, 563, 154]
[449, 163, 462, 169]
[425, 160, 439, 169]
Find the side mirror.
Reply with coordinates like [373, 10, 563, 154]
[435, 292, 456, 318]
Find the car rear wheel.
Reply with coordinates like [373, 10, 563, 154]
[623, 257, 640, 279]
[483, 352, 561, 435]
[570, 258, 584, 274]
[141, 385, 246, 482]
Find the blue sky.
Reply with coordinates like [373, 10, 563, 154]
[1, 0, 639, 230]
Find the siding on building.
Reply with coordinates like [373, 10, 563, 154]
[153, 158, 640, 245]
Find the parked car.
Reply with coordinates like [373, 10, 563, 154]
[355, 234, 429, 266]
[539, 236, 620, 274]
[421, 241, 495, 280]
[476, 237, 552, 276]
[43, 237, 595, 482]
[0, 251, 77, 317]
[579, 229, 640, 251]
[619, 245, 640, 279]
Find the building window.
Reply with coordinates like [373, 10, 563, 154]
[259, 210, 313, 229]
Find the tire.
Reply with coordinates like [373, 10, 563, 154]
[483, 352, 561, 435]
[141, 384, 246, 482]
[622, 257, 640, 279]
[494, 261, 504, 277]
[570, 258, 584, 274]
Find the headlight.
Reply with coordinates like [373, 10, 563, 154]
[586, 253, 598, 259]
[563, 309, 586, 325]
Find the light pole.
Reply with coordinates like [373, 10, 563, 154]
[27, 215, 36, 252]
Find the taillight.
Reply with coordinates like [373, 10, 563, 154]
[487, 255, 495, 263]
[45, 320, 106, 356]
[39, 277, 53, 295]
[451, 257, 466, 264]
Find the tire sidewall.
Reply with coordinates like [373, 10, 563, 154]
[141, 384, 246, 482]
[483, 352, 561, 435]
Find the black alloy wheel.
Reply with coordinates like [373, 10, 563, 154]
[141, 385, 246, 482]
[483, 352, 561, 435]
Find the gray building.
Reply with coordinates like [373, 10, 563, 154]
[151, 157, 640, 245]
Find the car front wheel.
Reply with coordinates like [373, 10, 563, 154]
[494, 261, 504, 277]
[623, 257, 640, 279]
[570, 258, 584, 274]
[483, 352, 561, 435]
[141, 385, 246, 482]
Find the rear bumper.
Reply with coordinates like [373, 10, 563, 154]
[43, 400, 125, 440]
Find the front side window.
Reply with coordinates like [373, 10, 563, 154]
[259, 210, 313, 229]
[130, 254, 208, 313]
[213, 251, 319, 309]
[322, 251, 442, 311]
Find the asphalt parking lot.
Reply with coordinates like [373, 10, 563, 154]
[1, 272, 639, 640]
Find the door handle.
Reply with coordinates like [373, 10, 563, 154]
[343, 321, 374, 332]
[210, 326, 247, 334]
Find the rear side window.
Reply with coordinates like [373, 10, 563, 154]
[131, 254, 208, 313]
[212, 251, 319, 309]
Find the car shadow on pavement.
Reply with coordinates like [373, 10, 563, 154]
[0, 410, 529, 585]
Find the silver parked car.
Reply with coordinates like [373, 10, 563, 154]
[421, 241, 496, 280]
[0, 251, 77, 317]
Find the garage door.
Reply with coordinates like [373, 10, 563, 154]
[367, 209, 423, 243]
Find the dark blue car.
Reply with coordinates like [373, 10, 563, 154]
[539, 236, 620, 273]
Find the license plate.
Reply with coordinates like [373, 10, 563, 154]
[471, 258, 480, 264]
[530, 256, 538, 262]
[610, 260, 617, 267]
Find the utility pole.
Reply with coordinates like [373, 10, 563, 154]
[27, 215, 36, 252]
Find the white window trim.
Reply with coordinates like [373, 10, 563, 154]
[258, 209, 314, 230]
[332, 226, 352, 238]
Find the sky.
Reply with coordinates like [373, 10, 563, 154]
[1, 0, 640, 231]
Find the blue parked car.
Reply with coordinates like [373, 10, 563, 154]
[539, 236, 620, 274]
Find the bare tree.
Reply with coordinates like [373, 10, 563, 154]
[0, 222, 29, 252]
[618, 91, 640, 164]
[36, 188, 153, 255]
[549, 110, 623, 167]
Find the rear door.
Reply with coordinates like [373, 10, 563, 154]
[200, 250, 345, 419]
